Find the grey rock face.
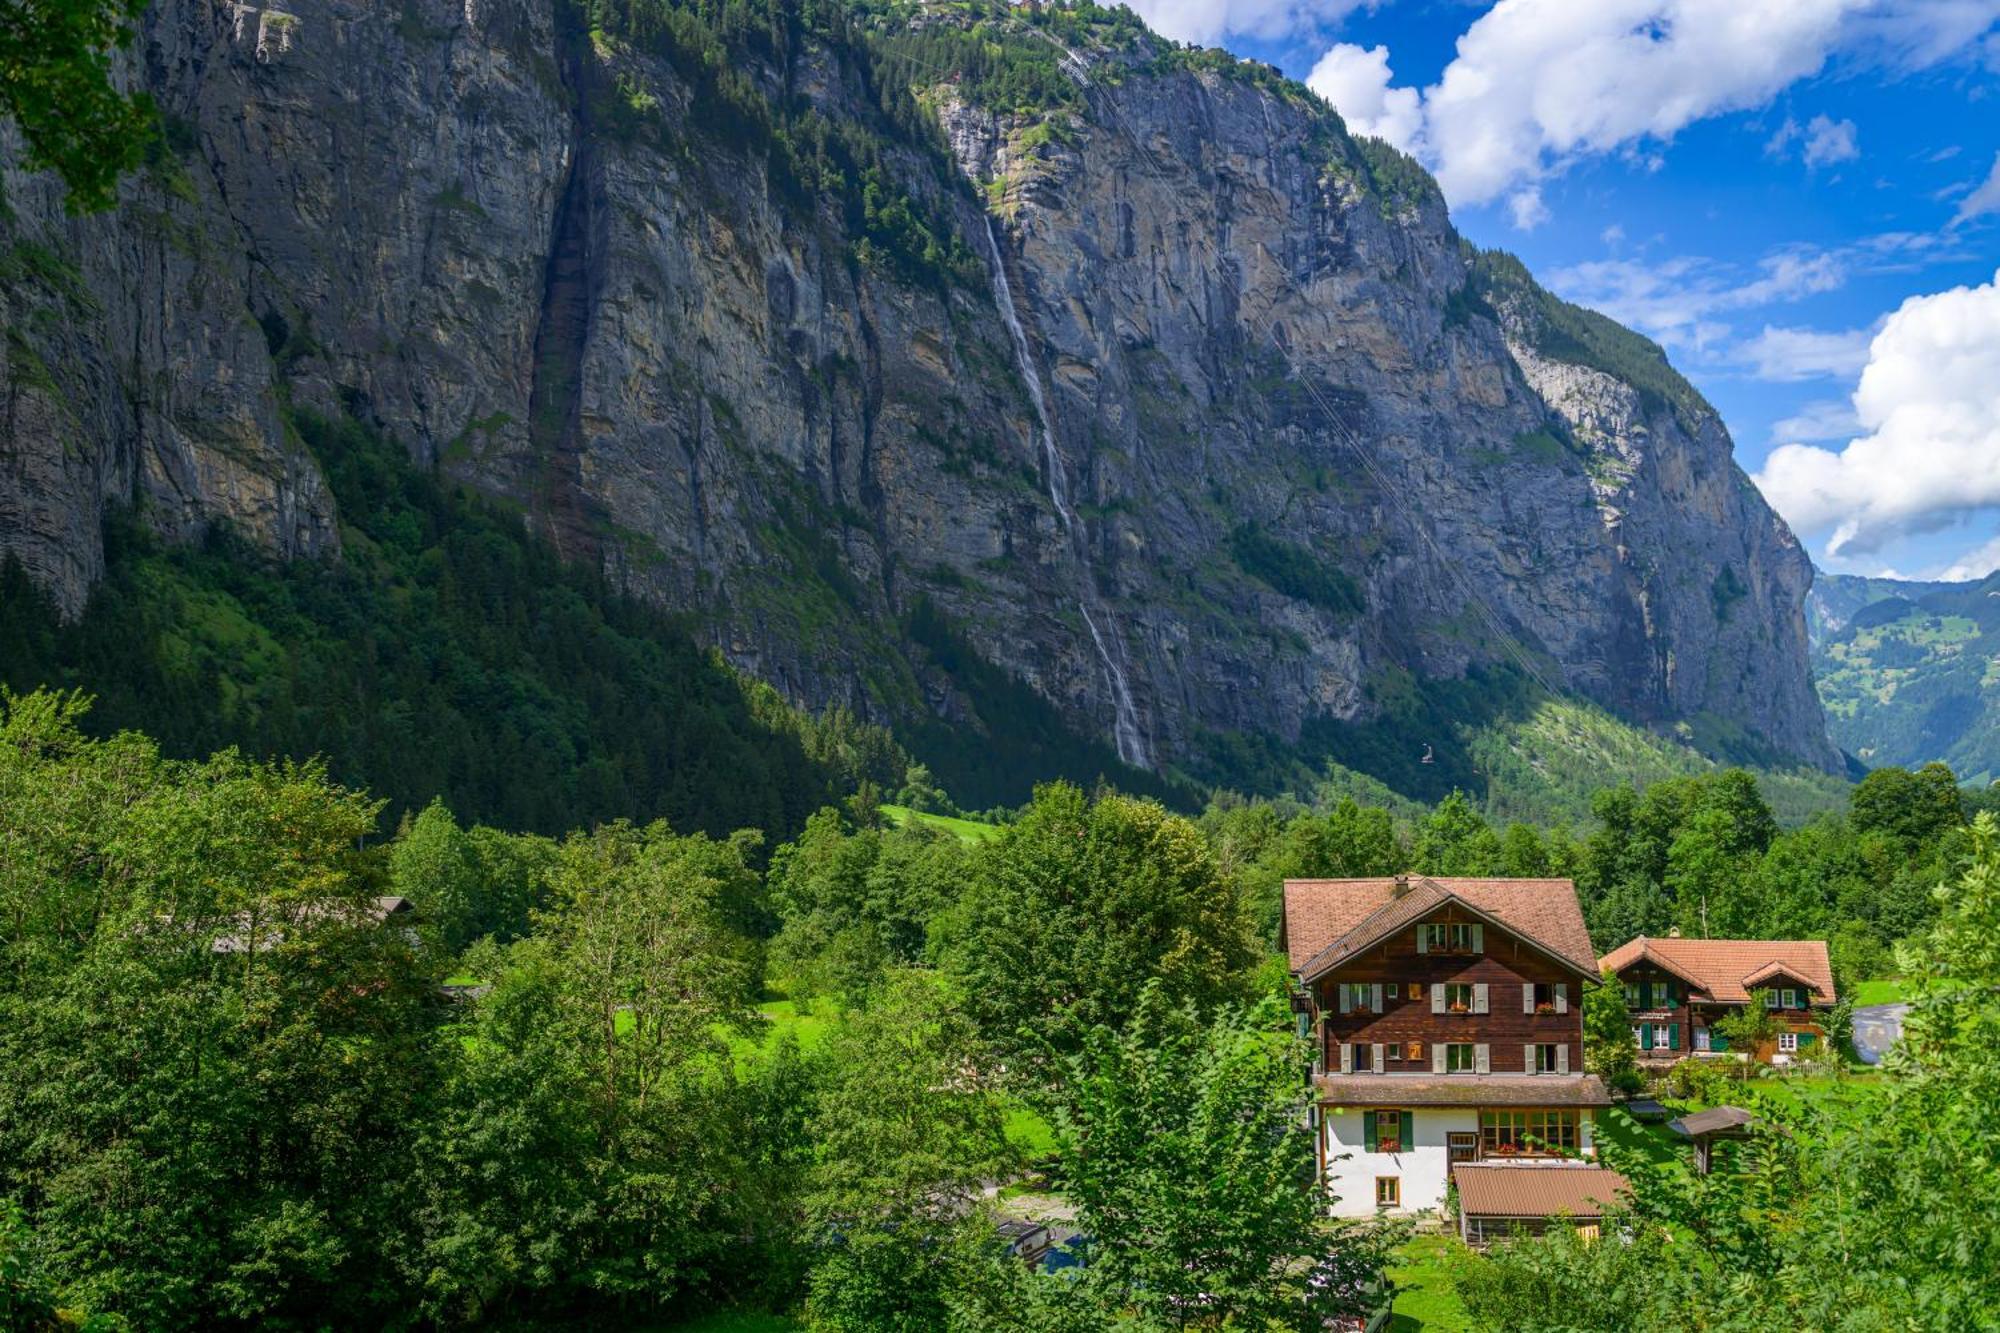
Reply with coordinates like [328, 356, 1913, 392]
[0, 0, 1837, 773]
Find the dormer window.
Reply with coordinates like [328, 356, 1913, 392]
[1418, 922, 1482, 954]
[1781, 988, 1800, 1009]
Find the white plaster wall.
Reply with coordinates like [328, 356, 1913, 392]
[1322, 1107, 1477, 1218]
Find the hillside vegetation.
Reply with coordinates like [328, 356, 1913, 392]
[1811, 570, 2000, 784]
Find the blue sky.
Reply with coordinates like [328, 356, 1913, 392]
[1126, 0, 2000, 581]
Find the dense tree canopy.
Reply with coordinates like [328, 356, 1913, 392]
[941, 782, 1259, 1076]
[0, 0, 154, 210]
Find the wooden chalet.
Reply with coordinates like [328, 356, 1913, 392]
[1597, 934, 1836, 1066]
[1282, 876, 1611, 1219]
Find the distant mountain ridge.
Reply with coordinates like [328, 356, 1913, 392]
[1810, 570, 2000, 784]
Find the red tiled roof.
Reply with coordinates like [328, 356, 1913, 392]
[1313, 1074, 1612, 1107]
[1597, 937, 1835, 1005]
[1453, 1164, 1630, 1218]
[1283, 878, 1597, 979]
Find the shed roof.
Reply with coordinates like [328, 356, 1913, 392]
[1597, 937, 1835, 1005]
[1313, 1074, 1611, 1108]
[1453, 1164, 1630, 1219]
[1668, 1106, 1757, 1138]
[1283, 877, 1597, 979]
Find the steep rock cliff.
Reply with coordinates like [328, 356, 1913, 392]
[0, 0, 1839, 783]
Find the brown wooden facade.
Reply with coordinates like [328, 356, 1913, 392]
[1313, 902, 1586, 1077]
[1606, 959, 1829, 1064]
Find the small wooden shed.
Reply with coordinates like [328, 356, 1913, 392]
[1667, 1105, 1756, 1175]
[1452, 1164, 1631, 1246]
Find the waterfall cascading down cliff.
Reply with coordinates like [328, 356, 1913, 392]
[983, 216, 1151, 770]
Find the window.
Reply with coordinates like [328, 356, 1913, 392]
[1632, 1025, 1644, 1049]
[1531, 983, 1558, 1013]
[1778, 1032, 1798, 1053]
[1765, 990, 1781, 1009]
[1408, 982, 1423, 1001]
[1375, 1177, 1400, 1208]
[1407, 1040, 1423, 1063]
[1480, 1109, 1579, 1155]
[1445, 983, 1474, 1013]
[1372, 1110, 1409, 1153]
[1445, 1042, 1477, 1072]
[1447, 1132, 1480, 1163]
[1652, 1026, 1672, 1050]
[1781, 988, 1799, 1009]
[1535, 1043, 1560, 1073]
[1419, 922, 1481, 953]
[1624, 981, 1642, 1007]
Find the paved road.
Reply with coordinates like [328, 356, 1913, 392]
[1851, 1002, 1908, 1065]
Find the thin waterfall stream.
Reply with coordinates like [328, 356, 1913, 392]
[983, 216, 1149, 770]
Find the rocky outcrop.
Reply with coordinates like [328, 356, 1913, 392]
[0, 0, 1839, 775]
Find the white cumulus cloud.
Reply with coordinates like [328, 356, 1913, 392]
[1802, 114, 1860, 166]
[1127, 0, 1367, 46]
[1301, 0, 1996, 227]
[1418, 0, 1856, 208]
[1755, 269, 2000, 557]
[1740, 323, 1875, 380]
[1305, 42, 1422, 150]
[1935, 532, 2000, 581]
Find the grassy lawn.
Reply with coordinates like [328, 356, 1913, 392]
[646, 1312, 801, 1332]
[1851, 978, 1909, 1006]
[1388, 1232, 1474, 1332]
[1597, 1072, 1888, 1180]
[880, 803, 1004, 843]
[1003, 1102, 1057, 1156]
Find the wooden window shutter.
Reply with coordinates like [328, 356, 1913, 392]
[1372, 983, 1384, 1013]
[1555, 983, 1569, 1015]
[1475, 1043, 1491, 1074]
[1524, 1043, 1536, 1074]
[1557, 1044, 1570, 1074]
[1473, 983, 1489, 1015]
[1416, 926, 1429, 954]
[1668, 1023, 1679, 1050]
[1640, 980, 1652, 1009]
[1372, 1042, 1385, 1074]
[1339, 1042, 1352, 1074]
[1400, 1110, 1414, 1149]
[1471, 923, 1484, 953]
[1363, 1110, 1378, 1152]
[1431, 983, 1445, 1014]
[1338, 984, 1351, 1015]
[1640, 1023, 1652, 1048]
[1523, 983, 1536, 1014]
[1431, 1043, 1446, 1074]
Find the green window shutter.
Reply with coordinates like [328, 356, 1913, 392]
[1798, 1032, 1816, 1048]
[1363, 1111, 1378, 1152]
[1711, 1031, 1728, 1052]
[1668, 1023, 1679, 1050]
[1401, 1111, 1415, 1149]
[1640, 1023, 1652, 1048]
[1640, 981, 1652, 1009]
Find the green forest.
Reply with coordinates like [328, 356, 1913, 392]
[3, 686, 1995, 1329]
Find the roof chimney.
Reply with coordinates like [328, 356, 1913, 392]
[1392, 873, 1410, 898]
[1668, 926, 1682, 938]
